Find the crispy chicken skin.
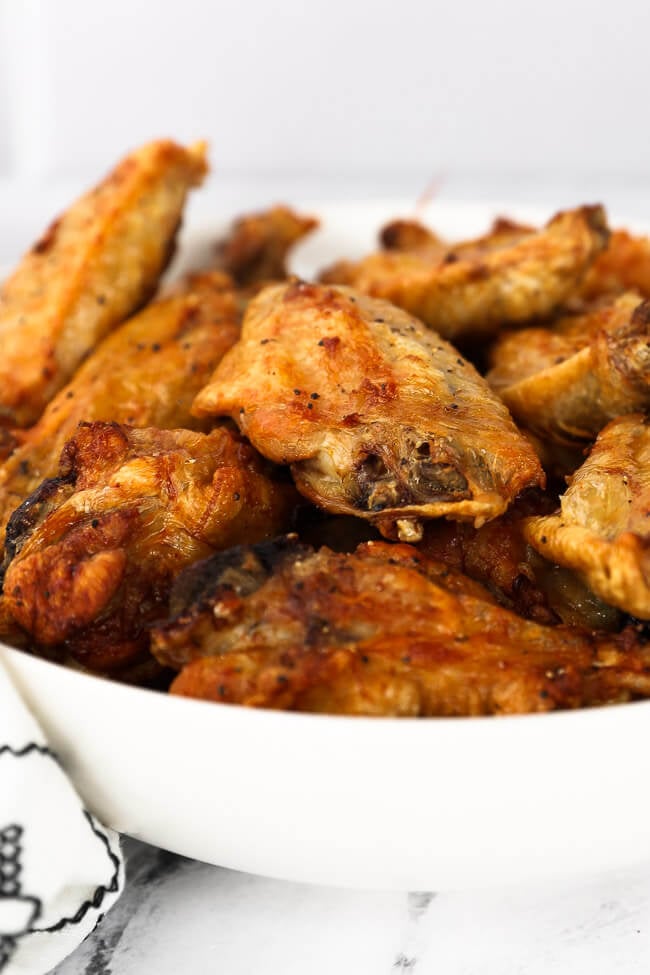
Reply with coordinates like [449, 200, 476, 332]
[0, 272, 240, 549]
[0, 139, 207, 428]
[2, 422, 296, 673]
[153, 538, 650, 716]
[580, 229, 650, 299]
[215, 205, 318, 287]
[0, 430, 20, 464]
[525, 415, 650, 620]
[0, 591, 28, 649]
[488, 293, 650, 444]
[193, 281, 544, 541]
[320, 207, 609, 341]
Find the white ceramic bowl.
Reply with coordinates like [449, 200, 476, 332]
[3, 200, 648, 891]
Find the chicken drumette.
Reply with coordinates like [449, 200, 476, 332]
[2, 422, 296, 674]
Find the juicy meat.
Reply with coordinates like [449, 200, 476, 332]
[525, 414, 650, 620]
[193, 281, 544, 541]
[151, 537, 650, 716]
[0, 139, 207, 428]
[2, 422, 296, 673]
[580, 229, 650, 299]
[488, 293, 650, 444]
[320, 206, 609, 341]
[215, 205, 318, 287]
[0, 272, 240, 548]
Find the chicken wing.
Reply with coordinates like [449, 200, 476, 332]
[580, 229, 650, 299]
[487, 293, 650, 444]
[151, 537, 650, 716]
[193, 281, 544, 541]
[0, 272, 240, 549]
[215, 205, 318, 287]
[0, 139, 207, 428]
[525, 414, 650, 620]
[320, 207, 608, 341]
[2, 422, 297, 674]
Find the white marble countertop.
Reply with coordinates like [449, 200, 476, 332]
[51, 839, 650, 974]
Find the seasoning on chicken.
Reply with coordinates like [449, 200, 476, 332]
[0, 139, 207, 428]
[0, 271, 240, 549]
[151, 537, 650, 716]
[215, 205, 318, 288]
[487, 293, 650, 444]
[193, 281, 544, 542]
[525, 414, 650, 620]
[320, 206, 608, 341]
[2, 422, 297, 674]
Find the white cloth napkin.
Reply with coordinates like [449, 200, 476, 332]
[0, 663, 124, 975]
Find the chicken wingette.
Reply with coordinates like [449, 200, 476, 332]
[320, 206, 608, 341]
[193, 281, 544, 542]
[2, 422, 297, 674]
[487, 293, 650, 444]
[150, 537, 650, 716]
[525, 414, 650, 620]
[0, 139, 207, 428]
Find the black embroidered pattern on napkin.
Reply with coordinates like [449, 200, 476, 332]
[0, 740, 120, 971]
[0, 742, 60, 764]
[0, 824, 42, 972]
[33, 811, 121, 934]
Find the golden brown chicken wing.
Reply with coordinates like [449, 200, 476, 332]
[152, 537, 650, 716]
[487, 292, 650, 444]
[215, 205, 318, 287]
[0, 271, 240, 548]
[193, 281, 544, 541]
[2, 422, 297, 674]
[320, 206, 608, 341]
[0, 139, 207, 428]
[525, 414, 650, 620]
[580, 229, 650, 299]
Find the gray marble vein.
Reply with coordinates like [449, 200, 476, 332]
[390, 893, 436, 972]
[50, 838, 650, 975]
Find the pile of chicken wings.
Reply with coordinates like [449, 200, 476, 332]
[1, 139, 648, 716]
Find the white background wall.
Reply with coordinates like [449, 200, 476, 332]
[1, 0, 650, 184]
